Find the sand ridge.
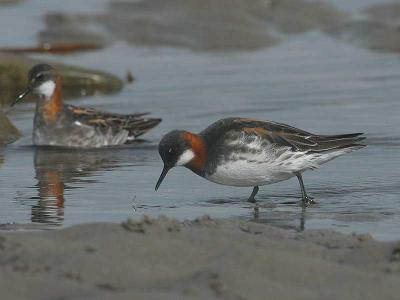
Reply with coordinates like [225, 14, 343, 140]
[0, 215, 399, 299]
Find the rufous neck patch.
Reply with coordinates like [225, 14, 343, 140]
[181, 131, 207, 174]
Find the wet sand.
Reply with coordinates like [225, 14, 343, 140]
[1, 216, 399, 300]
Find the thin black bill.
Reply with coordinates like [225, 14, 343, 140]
[155, 165, 171, 191]
[11, 86, 33, 107]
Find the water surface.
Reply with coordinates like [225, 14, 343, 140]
[0, 0, 399, 240]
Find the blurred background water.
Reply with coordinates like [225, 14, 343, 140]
[0, 0, 399, 240]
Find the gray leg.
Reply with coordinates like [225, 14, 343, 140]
[247, 186, 259, 203]
[295, 173, 315, 206]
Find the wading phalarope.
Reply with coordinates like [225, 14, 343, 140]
[155, 117, 365, 205]
[12, 64, 161, 148]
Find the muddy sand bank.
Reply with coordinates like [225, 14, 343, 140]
[1, 216, 399, 299]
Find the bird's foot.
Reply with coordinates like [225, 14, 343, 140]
[247, 197, 257, 203]
[301, 196, 316, 207]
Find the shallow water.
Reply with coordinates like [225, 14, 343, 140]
[1, 0, 400, 240]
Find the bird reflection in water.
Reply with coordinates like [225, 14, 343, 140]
[32, 146, 133, 226]
[252, 201, 308, 232]
[32, 168, 65, 225]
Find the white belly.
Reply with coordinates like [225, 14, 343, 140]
[205, 148, 355, 187]
[205, 132, 360, 187]
[206, 160, 296, 187]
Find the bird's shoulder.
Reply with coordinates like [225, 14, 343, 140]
[66, 105, 115, 128]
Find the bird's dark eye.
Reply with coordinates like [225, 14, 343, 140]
[167, 147, 179, 156]
[35, 74, 45, 81]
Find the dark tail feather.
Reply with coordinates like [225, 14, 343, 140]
[320, 132, 365, 142]
[310, 133, 366, 153]
[127, 112, 150, 118]
[127, 117, 162, 138]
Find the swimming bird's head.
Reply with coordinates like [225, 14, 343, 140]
[155, 130, 206, 191]
[12, 64, 59, 106]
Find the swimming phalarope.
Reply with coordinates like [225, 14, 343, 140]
[12, 64, 161, 148]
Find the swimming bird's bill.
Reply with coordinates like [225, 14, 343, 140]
[11, 85, 33, 107]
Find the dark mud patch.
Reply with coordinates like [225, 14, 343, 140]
[39, 13, 107, 47]
[0, 0, 24, 5]
[266, 0, 348, 34]
[39, 0, 347, 51]
[104, 0, 279, 51]
[328, 2, 400, 53]
[38, 1, 400, 54]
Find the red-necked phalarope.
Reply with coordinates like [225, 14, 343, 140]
[12, 64, 161, 148]
[155, 117, 365, 205]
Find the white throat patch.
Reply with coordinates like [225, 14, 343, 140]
[36, 80, 56, 99]
[176, 149, 195, 166]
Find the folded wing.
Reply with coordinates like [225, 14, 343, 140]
[67, 105, 161, 138]
[226, 118, 365, 153]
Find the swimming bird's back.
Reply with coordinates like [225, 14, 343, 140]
[67, 105, 162, 141]
[33, 104, 161, 147]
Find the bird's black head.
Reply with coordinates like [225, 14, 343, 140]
[12, 64, 58, 106]
[28, 64, 57, 87]
[155, 130, 195, 191]
[159, 130, 190, 167]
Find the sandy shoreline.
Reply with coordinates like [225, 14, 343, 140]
[0, 216, 399, 299]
